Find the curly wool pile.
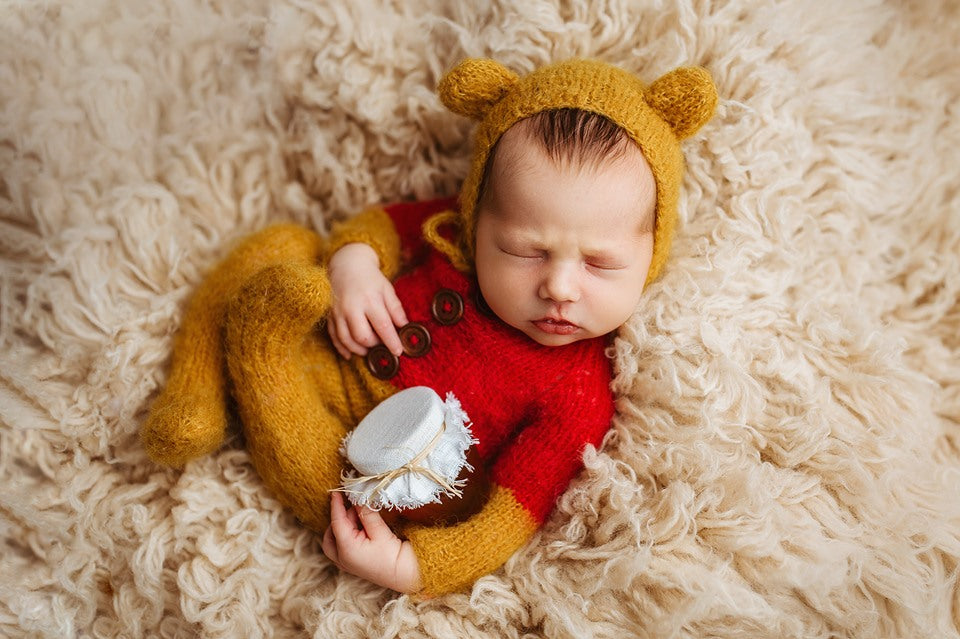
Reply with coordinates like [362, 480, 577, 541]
[2, 1, 958, 637]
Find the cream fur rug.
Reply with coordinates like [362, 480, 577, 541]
[2, 1, 959, 637]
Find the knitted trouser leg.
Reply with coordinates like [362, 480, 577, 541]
[224, 261, 348, 533]
[142, 224, 323, 467]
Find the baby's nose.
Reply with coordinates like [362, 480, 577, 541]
[540, 261, 581, 303]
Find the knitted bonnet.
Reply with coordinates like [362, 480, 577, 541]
[435, 58, 718, 286]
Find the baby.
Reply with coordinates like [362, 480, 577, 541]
[142, 58, 717, 600]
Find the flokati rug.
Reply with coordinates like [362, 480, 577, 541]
[2, 1, 959, 637]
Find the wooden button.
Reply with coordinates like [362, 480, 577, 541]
[431, 289, 464, 325]
[399, 322, 431, 357]
[365, 345, 399, 380]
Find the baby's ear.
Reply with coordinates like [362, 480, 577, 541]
[645, 66, 718, 140]
[438, 59, 519, 120]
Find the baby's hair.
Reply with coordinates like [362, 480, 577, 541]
[477, 108, 655, 232]
[526, 108, 633, 168]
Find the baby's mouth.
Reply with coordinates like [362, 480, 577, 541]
[532, 318, 580, 335]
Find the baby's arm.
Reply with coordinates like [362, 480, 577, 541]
[327, 243, 407, 359]
[321, 198, 456, 359]
[321, 491, 422, 593]
[399, 370, 616, 598]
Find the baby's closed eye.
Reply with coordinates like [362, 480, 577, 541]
[582, 251, 627, 270]
[497, 242, 545, 260]
[586, 260, 627, 271]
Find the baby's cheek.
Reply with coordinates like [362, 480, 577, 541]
[493, 271, 523, 305]
[597, 279, 643, 321]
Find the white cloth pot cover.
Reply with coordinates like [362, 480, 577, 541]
[337, 386, 479, 511]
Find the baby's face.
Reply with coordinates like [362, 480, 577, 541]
[474, 126, 656, 346]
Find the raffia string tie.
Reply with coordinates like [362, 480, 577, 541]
[329, 420, 462, 506]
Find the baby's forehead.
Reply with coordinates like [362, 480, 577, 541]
[484, 122, 657, 232]
[489, 126, 650, 192]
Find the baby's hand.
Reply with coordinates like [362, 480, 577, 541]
[327, 243, 408, 359]
[321, 491, 423, 594]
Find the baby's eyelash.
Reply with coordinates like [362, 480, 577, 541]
[587, 262, 626, 271]
[501, 247, 543, 259]
[499, 245, 626, 269]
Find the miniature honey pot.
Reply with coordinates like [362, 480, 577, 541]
[331, 386, 490, 529]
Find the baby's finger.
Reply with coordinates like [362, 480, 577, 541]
[368, 305, 403, 356]
[336, 315, 368, 356]
[330, 492, 361, 542]
[321, 525, 340, 565]
[327, 320, 352, 360]
[345, 503, 361, 529]
[345, 311, 379, 349]
[330, 490, 348, 521]
[356, 506, 393, 542]
[384, 288, 408, 328]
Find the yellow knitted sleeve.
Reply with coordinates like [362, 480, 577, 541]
[321, 205, 402, 279]
[400, 483, 539, 600]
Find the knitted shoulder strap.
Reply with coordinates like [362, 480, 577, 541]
[422, 211, 470, 272]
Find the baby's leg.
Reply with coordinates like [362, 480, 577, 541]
[142, 225, 323, 467]
[224, 261, 348, 532]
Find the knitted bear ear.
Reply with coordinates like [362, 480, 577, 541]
[644, 66, 718, 140]
[438, 59, 519, 121]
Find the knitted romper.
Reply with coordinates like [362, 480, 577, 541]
[144, 195, 616, 599]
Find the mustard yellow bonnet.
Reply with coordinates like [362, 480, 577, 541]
[436, 58, 718, 286]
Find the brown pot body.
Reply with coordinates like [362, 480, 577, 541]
[382, 446, 490, 531]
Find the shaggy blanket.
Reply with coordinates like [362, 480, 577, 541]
[2, 1, 958, 637]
